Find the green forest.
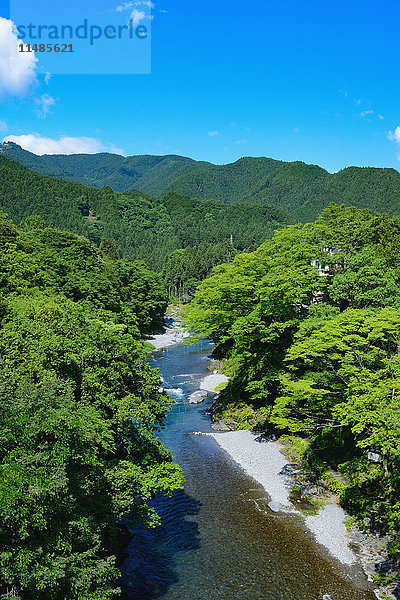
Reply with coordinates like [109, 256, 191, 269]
[4, 143, 400, 224]
[0, 155, 292, 289]
[3, 149, 400, 300]
[166, 158, 400, 221]
[183, 203, 400, 578]
[0, 209, 184, 599]
[3, 146, 400, 596]
[0, 142, 212, 195]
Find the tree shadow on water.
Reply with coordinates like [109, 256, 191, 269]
[120, 490, 201, 599]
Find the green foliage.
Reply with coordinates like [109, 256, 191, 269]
[161, 191, 291, 250]
[0, 209, 17, 246]
[0, 154, 180, 271]
[220, 403, 268, 430]
[163, 241, 239, 300]
[7, 143, 400, 226]
[0, 215, 183, 599]
[183, 221, 325, 406]
[160, 188, 293, 299]
[2, 226, 167, 335]
[164, 157, 400, 222]
[275, 307, 400, 454]
[5, 146, 400, 293]
[184, 203, 400, 551]
[280, 435, 310, 462]
[322, 473, 347, 496]
[0, 156, 293, 279]
[99, 238, 120, 261]
[0, 142, 212, 194]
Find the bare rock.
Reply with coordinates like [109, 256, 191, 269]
[189, 390, 208, 404]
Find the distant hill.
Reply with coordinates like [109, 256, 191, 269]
[0, 142, 213, 194]
[160, 191, 291, 250]
[0, 155, 290, 269]
[3, 143, 400, 223]
[164, 157, 400, 221]
[0, 154, 179, 267]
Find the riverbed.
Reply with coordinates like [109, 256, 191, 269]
[120, 330, 376, 600]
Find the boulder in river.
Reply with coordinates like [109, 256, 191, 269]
[188, 390, 208, 404]
[268, 500, 282, 512]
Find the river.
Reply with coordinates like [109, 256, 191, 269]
[120, 333, 376, 600]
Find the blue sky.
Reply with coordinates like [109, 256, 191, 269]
[0, 0, 400, 172]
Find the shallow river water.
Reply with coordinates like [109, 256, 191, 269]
[120, 335, 376, 600]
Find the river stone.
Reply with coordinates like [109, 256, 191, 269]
[268, 500, 281, 512]
[188, 390, 208, 404]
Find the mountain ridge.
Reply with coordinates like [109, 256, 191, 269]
[0, 142, 213, 194]
[3, 142, 400, 222]
[0, 154, 290, 270]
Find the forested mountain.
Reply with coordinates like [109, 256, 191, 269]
[166, 157, 400, 221]
[0, 142, 212, 194]
[0, 209, 184, 599]
[183, 203, 400, 586]
[4, 143, 400, 224]
[161, 191, 291, 248]
[0, 156, 291, 277]
[0, 154, 180, 269]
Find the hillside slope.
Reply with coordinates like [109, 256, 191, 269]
[0, 156, 290, 269]
[165, 157, 400, 220]
[4, 143, 399, 222]
[0, 142, 213, 194]
[0, 154, 177, 268]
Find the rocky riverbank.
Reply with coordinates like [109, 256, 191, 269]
[199, 370, 229, 393]
[148, 317, 397, 599]
[207, 430, 397, 600]
[147, 313, 190, 350]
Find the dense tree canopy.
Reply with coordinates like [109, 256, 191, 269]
[183, 203, 400, 551]
[4, 146, 400, 293]
[0, 142, 212, 194]
[0, 209, 183, 600]
[0, 156, 291, 279]
[164, 158, 400, 221]
[5, 143, 400, 224]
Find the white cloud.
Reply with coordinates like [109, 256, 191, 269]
[235, 139, 247, 144]
[360, 110, 374, 117]
[0, 120, 7, 133]
[44, 72, 51, 85]
[388, 126, 400, 160]
[3, 133, 125, 156]
[35, 94, 56, 118]
[378, 114, 384, 120]
[388, 127, 400, 144]
[208, 131, 219, 137]
[116, 2, 133, 11]
[130, 9, 146, 26]
[0, 17, 38, 97]
[355, 99, 362, 106]
[117, 1, 154, 12]
[116, 2, 153, 27]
